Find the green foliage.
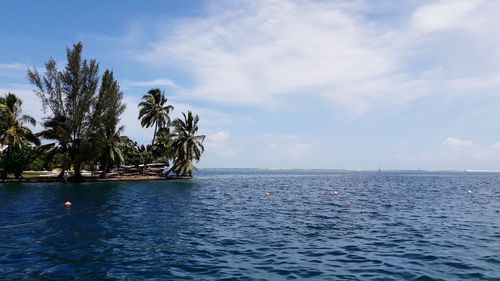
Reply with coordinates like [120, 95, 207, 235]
[170, 111, 205, 176]
[152, 127, 173, 164]
[118, 136, 142, 166]
[138, 88, 174, 146]
[90, 70, 126, 177]
[138, 144, 153, 167]
[28, 42, 99, 177]
[1, 146, 37, 178]
[28, 42, 126, 178]
[18, 42, 207, 179]
[0, 93, 40, 148]
[137, 88, 174, 174]
[27, 157, 45, 171]
[36, 115, 71, 177]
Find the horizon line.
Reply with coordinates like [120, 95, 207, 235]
[197, 168, 500, 173]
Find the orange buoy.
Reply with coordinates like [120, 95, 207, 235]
[64, 201, 72, 207]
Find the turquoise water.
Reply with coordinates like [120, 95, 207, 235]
[0, 169, 499, 280]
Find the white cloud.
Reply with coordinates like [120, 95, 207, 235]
[441, 137, 500, 162]
[208, 130, 230, 143]
[266, 142, 312, 159]
[412, 0, 482, 32]
[204, 130, 237, 157]
[0, 63, 26, 71]
[139, 0, 397, 112]
[120, 94, 151, 144]
[122, 78, 183, 91]
[0, 63, 29, 79]
[135, 0, 500, 118]
[399, 137, 500, 169]
[199, 132, 318, 168]
[442, 137, 477, 150]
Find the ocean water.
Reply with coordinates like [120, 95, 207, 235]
[0, 169, 499, 280]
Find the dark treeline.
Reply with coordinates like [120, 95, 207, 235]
[0, 42, 205, 179]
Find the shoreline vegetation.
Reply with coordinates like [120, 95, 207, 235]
[0, 172, 193, 184]
[0, 42, 205, 182]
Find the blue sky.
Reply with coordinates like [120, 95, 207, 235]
[2, 0, 500, 170]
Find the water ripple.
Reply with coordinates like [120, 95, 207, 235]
[1, 170, 500, 280]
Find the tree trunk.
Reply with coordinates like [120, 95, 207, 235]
[99, 156, 108, 179]
[57, 155, 67, 179]
[73, 161, 83, 180]
[152, 122, 158, 147]
[142, 122, 158, 175]
[99, 165, 107, 178]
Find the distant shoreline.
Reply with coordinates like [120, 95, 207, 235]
[199, 168, 500, 173]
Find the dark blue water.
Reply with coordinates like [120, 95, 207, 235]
[1, 169, 499, 280]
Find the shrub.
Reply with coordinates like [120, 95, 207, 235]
[1, 146, 36, 178]
[28, 157, 45, 171]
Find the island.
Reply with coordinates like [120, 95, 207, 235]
[0, 42, 205, 182]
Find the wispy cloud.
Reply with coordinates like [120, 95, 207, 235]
[205, 130, 237, 157]
[412, 0, 483, 33]
[266, 142, 312, 159]
[396, 136, 500, 169]
[123, 78, 183, 90]
[441, 137, 500, 162]
[135, 0, 500, 117]
[0, 63, 26, 71]
[0, 63, 29, 79]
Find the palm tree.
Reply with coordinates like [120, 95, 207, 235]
[0, 93, 40, 148]
[98, 126, 125, 178]
[138, 88, 174, 147]
[37, 115, 71, 178]
[170, 111, 205, 176]
[118, 136, 142, 168]
[152, 127, 174, 163]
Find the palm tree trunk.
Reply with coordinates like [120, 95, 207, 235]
[143, 122, 158, 175]
[151, 122, 158, 147]
[57, 154, 68, 179]
[99, 162, 107, 179]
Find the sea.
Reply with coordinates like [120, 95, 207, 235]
[0, 169, 499, 280]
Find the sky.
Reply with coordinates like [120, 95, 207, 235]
[1, 0, 500, 170]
